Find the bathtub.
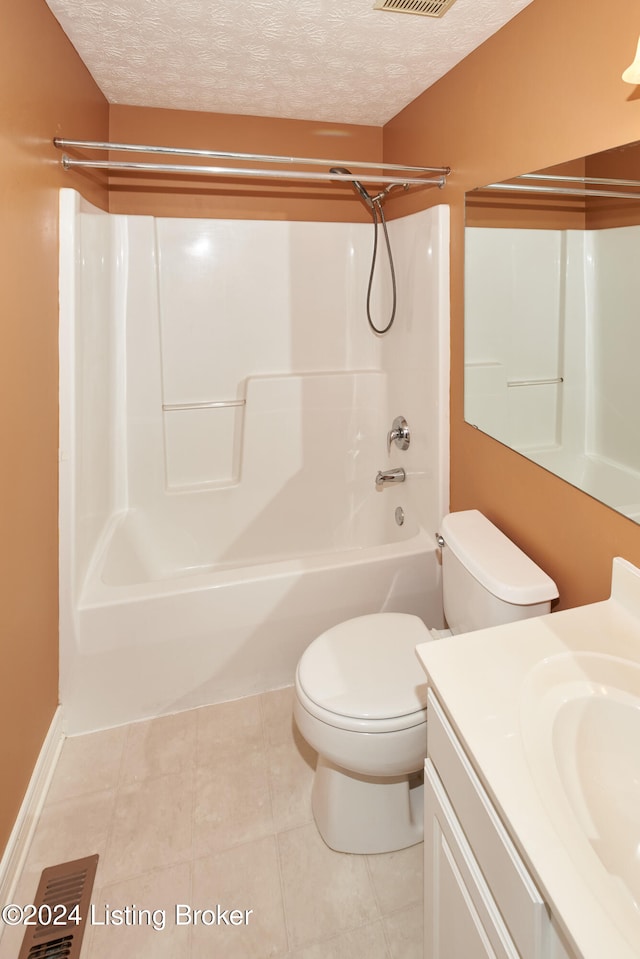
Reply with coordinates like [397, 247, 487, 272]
[58, 193, 450, 734]
[62, 369, 445, 734]
[64, 492, 442, 734]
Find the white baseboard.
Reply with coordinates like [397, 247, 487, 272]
[0, 708, 65, 907]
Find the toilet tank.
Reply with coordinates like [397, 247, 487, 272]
[440, 510, 558, 635]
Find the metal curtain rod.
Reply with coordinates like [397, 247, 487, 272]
[53, 138, 450, 175]
[59, 157, 445, 188]
[482, 182, 640, 201]
[520, 173, 640, 189]
[53, 138, 450, 187]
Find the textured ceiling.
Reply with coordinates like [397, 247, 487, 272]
[45, 0, 535, 126]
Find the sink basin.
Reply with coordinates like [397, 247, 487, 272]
[553, 691, 640, 901]
[520, 652, 640, 944]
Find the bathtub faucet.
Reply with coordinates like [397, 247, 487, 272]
[375, 467, 406, 491]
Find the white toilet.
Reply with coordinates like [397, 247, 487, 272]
[293, 510, 558, 854]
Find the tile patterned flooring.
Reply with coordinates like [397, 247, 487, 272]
[0, 687, 423, 958]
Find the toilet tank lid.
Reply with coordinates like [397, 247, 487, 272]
[441, 510, 559, 605]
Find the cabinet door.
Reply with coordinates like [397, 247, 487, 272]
[425, 759, 521, 959]
[427, 692, 546, 959]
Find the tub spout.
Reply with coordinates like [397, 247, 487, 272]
[375, 467, 406, 491]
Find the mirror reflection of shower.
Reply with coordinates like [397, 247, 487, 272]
[330, 167, 407, 335]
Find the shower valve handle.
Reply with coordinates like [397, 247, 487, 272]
[387, 416, 410, 455]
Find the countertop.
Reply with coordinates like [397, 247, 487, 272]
[416, 557, 640, 959]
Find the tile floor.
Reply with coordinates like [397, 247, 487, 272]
[0, 687, 423, 958]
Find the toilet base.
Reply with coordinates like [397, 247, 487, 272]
[311, 755, 424, 854]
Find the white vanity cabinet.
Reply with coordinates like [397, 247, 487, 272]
[424, 691, 573, 959]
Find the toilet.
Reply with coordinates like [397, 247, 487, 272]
[293, 509, 558, 854]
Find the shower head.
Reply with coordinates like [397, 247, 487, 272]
[374, 181, 410, 201]
[330, 167, 374, 209]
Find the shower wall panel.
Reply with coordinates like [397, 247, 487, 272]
[59, 192, 117, 600]
[152, 218, 378, 491]
[379, 209, 449, 536]
[63, 197, 449, 577]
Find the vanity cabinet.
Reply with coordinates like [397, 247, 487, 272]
[424, 691, 573, 959]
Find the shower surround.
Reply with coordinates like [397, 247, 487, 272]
[59, 190, 449, 734]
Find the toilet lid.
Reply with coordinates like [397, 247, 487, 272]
[297, 613, 430, 721]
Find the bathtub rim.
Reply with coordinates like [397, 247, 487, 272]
[78, 524, 437, 609]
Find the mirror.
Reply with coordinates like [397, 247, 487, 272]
[464, 141, 640, 523]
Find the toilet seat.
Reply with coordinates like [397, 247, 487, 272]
[295, 613, 430, 734]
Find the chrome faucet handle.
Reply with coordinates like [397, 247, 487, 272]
[387, 416, 410, 454]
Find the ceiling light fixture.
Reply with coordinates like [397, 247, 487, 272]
[622, 35, 640, 84]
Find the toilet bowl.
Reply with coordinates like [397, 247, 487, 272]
[294, 612, 430, 854]
[293, 510, 559, 855]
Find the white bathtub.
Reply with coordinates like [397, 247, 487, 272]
[66, 493, 441, 733]
[58, 192, 450, 734]
[63, 369, 445, 733]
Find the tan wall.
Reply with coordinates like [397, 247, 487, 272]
[0, 0, 108, 858]
[108, 105, 382, 222]
[383, 0, 640, 609]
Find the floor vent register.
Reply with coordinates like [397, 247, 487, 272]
[17, 855, 98, 959]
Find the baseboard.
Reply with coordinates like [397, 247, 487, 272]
[0, 707, 65, 908]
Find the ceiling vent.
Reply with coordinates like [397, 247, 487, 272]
[373, 0, 459, 17]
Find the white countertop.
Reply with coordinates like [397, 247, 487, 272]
[416, 557, 640, 959]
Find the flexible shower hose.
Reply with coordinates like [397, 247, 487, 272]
[366, 200, 397, 335]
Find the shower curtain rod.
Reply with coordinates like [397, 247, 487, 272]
[53, 138, 450, 188]
[481, 182, 640, 201]
[519, 172, 640, 189]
